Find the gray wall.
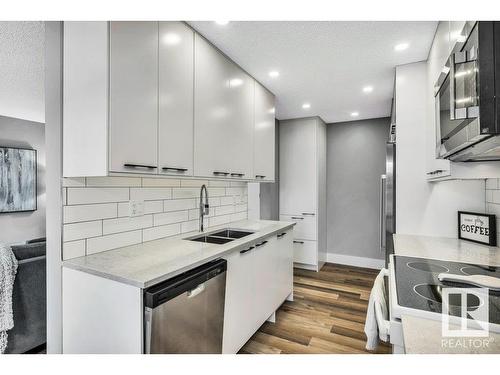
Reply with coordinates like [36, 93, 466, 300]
[326, 117, 389, 260]
[0, 115, 45, 244]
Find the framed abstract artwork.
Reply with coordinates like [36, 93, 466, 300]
[0, 146, 37, 213]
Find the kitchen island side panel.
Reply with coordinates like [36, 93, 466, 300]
[62, 267, 143, 354]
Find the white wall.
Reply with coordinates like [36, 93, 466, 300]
[0, 22, 45, 123]
[0, 115, 46, 244]
[395, 61, 485, 238]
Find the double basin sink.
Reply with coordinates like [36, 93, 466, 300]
[185, 228, 255, 245]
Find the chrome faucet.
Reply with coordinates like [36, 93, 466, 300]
[199, 184, 209, 232]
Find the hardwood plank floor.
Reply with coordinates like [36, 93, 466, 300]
[239, 262, 392, 354]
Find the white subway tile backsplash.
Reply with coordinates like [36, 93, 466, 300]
[486, 189, 494, 203]
[64, 203, 117, 223]
[226, 187, 246, 196]
[103, 215, 153, 235]
[86, 176, 141, 187]
[180, 179, 208, 187]
[62, 176, 248, 259]
[143, 223, 181, 242]
[87, 230, 142, 255]
[130, 188, 172, 201]
[163, 198, 196, 212]
[67, 187, 129, 205]
[142, 178, 181, 187]
[172, 187, 199, 199]
[64, 220, 102, 242]
[181, 220, 199, 233]
[154, 210, 189, 226]
[62, 177, 86, 187]
[215, 205, 234, 216]
[63, 240, 86, 260]
[209, 214, 232, 227]
[220, 196, 234, 206]
[208, 188, 226, 197]
[486, 178, 498, 190]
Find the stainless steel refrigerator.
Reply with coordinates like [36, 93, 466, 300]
[380, 142, 396, 268]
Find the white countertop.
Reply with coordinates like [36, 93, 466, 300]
[393, 233, 500, 354]
[63, 219, 294, 288]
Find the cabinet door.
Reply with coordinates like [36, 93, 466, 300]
[226, 62, 254, 179]
[252, 237, 277, 326]
[276, 229, 294, 303]
[279, 214, 317, 241]
[109, 22, 158, 174]
[293, 239, 318, 267]
[158, 22, 194, 177]
[254, 81, 275, 181]
[194, 34, 232, 178]
[279, 118, 317, 215]
[222, 247, 256, 354]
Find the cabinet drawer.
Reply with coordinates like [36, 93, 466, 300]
[293, 240, 317, 266]
[280, 214, 316, 240]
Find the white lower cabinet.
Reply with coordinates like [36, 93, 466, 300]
[279, 214, 316, 240]
[222, 229, 293, 354]
[293, 239, 318, 266]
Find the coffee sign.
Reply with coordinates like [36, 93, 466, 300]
[458, 211, 497, 246]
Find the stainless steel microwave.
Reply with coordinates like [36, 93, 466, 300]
[434, 21, 500, 162]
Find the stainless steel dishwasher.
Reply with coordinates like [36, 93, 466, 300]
[143, 259, 227, 354]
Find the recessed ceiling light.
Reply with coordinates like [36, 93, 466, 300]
[215, 20, 229, 26]
[394, 42, 409, 51]
[351, 112, 359, 117]
[269, 70, 280, 78]
[229, 78, 243, 87]
[302, 103, 311, 109]
[362, 86, 373, 93]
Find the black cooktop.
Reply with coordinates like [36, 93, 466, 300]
[394, 256, 500, 324]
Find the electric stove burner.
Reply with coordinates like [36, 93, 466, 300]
[407, 261, 449, 273]
[413, 283, 483, 310]
[461, 265, 499, 277]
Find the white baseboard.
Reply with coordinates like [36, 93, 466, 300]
[326, 252, 385, 270]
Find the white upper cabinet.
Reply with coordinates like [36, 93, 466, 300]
[158, 22, 194, 176]
[254, 81, 275, 182]
[194, 34, 255, 179]
[226, 61, 254, 179]
[63, 21, 274, 180]
[194, 33, 233, 177]
[109, 21, 159, 174]
[279, 118, 318, 215]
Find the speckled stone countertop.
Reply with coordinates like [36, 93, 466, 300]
[63, 219, 295, 288]
[393, 233, 500, 354]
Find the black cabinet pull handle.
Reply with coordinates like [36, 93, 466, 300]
[240, 246, 254, 254]
[277, 232, 287, 238]
[162, 167, 188, 172]
[255, 240, 268, 247]
[230, 173, 245, 177]
[255, 175, 266, 179]
[291, 217, 304, 220]
[213, 171, 229, 176]
[302, 212, 315, 216]
[124, 163, 157, 169]
[293, 240, 304, 244]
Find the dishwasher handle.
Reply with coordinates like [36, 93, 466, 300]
[144, 259, 227, 308]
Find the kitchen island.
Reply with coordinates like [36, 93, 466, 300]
[392, 234, 500, 354]
[62, 219, 295, 354]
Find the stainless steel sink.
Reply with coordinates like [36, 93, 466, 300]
[185, 228, 255, 245]
[210, 229, 254, 239]
[190, 236, 234, 244]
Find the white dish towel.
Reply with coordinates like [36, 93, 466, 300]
[364, 268, 389, 351]
[0, 242, 18, 354]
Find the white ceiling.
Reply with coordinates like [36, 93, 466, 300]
[188, 21, 438, 123]
[0, 21, 45, 123]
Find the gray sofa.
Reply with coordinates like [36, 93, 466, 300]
[4, 238, 46, 354]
